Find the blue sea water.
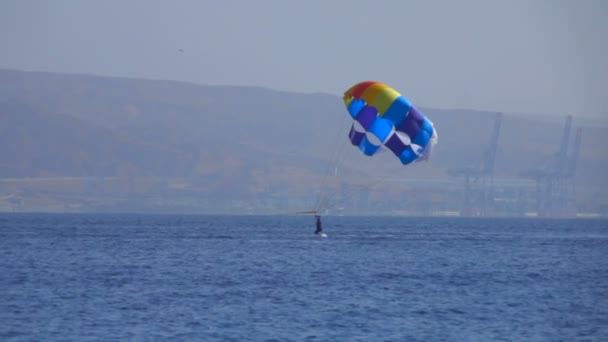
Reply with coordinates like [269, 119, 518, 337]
[1, 214, 607, 341]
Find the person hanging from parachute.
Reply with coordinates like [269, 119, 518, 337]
[314, 214, 323, 235]
[295, 210, 325, 236]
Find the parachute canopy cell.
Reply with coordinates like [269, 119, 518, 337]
[343, 81, 438, 165]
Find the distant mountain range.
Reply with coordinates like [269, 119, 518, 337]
[1, 69, 606, 213]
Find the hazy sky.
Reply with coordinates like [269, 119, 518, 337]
[1, 0, 607, 117]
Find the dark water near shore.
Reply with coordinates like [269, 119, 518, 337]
[1, 214, 607, 341]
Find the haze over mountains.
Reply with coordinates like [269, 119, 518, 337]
[1, 69, 606, 214]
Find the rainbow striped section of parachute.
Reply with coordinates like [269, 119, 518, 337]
[343, 81, 438, 165]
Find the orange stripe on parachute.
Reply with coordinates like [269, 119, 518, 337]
[344, 81, 402, 115]
[359, 83, 386, 107]
[347, 81, 378, 99]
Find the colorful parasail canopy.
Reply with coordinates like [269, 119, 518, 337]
[343, 81, 438, 165]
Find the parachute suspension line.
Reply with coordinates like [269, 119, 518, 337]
[316, 168, 393, 214]
[315, 132, 396, 214]
[314, 121, 351, 213]
[313, 129, 396, 215]
[313, 114, 353, 214]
